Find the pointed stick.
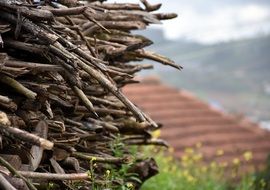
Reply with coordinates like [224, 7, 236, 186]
[73, 86, 98, 118]
[134, 50, 182, 70]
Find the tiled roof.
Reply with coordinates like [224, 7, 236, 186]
[123, 77, 270, 170]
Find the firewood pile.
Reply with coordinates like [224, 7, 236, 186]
[0, 0, 179, 189]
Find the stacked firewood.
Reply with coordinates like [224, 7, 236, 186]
[0, 0, 179, 189]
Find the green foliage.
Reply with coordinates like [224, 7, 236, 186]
[253, 154, 270, 190]
[81, 136, 139, 190]
[141, 146, 267, 190]
[70, 137, 269, 190]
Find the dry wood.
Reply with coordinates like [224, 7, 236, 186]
[0, 74, 37, 99]
[0, 111, 10, 126]
[29, 121, 49, 171]
[2, 175, 30, 190]
[0, 34, 3, 48]
[0, 95, 11, 104]
[0, 1, 54, 21]
[18, 171, 89, 180]
[0, 124, 54, 150]
[50, 158, 66, 174]
[0, 156, 37, 190]
[61, 157, 80, 172]
[0, 173, 17, 190]
[140, 0, 161, 12]
[48, 6, 88, 16]
[91, 2, 143, 11]
[72, 152, 131, 164]
[0, 0, 179, 188]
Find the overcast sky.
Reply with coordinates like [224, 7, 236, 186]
[108, 0, 270, 44]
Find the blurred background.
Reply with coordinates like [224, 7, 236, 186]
[109, 0, 270, 129]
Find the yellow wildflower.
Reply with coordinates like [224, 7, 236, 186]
[196, 142, 202, 149]
[181, 154, 189, 162]
[167, 156, 173, 162]
[186, 175, 196, 183]
[248, 181, 254, 187]
[91, 157, 97, 161]
[106, 170, 110, 176]
[243, 151, 253, 161]
[168, 147, 174, 153]
[201, 166, 208, 173]
[127, 182, 134, 189]
[260, 179, 266, 188]
[185, 147, 194, 154]
[171, 165, 177, 172]
[231, 171, 237, 178]
[192, 153, 203, 162]
[210, 161, 217, 169]
[152, 129, 161, 139]
[233, 158, 240, 165]
[182, 170, 189, 177]
[87, 170, 92, 179]
[164, 167, 169, 173]
[216, 149, 224, 156]
[220, 162, 228, 168]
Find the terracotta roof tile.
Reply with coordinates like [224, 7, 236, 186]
[123, 78, 270, 171]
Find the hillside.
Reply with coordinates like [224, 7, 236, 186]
[138, 28, 270, 121]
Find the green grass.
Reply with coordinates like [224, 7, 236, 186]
[70, 137, 269, 190]
[141, 145, 267, 190]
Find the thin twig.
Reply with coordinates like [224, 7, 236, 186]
[18, 171, 89, 180]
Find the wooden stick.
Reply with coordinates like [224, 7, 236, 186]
[3, 12, 146, 121]
[83, 21, 146, 36]
[0, 124, 54, 150]
[0, 173, 17, 190]
[0, 1, 53, 21]
[140, 0, 161, 12]
[154, 13, 178, 20]
[83, 12, 111, 34]
[30, 121, 49, 171]
[91, 2, 143, 11]
[87, 118, 119, 132]
[18, 171, 89, 180]
[0, 74, 37, 99]
[5, 60, 64, 72]
[64, 16, 97, 57]
[0, 95, 11, 104]
[51, 42, 146, 121]
[48, 6, 87, 16]
[134, 50, 182, 70]
[0, 156, 37, 190]
[73, 86, 98, 117]
[125, 139, 169, 147]
[0, 34, 3, 48]
[72, 152, 130, 164]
